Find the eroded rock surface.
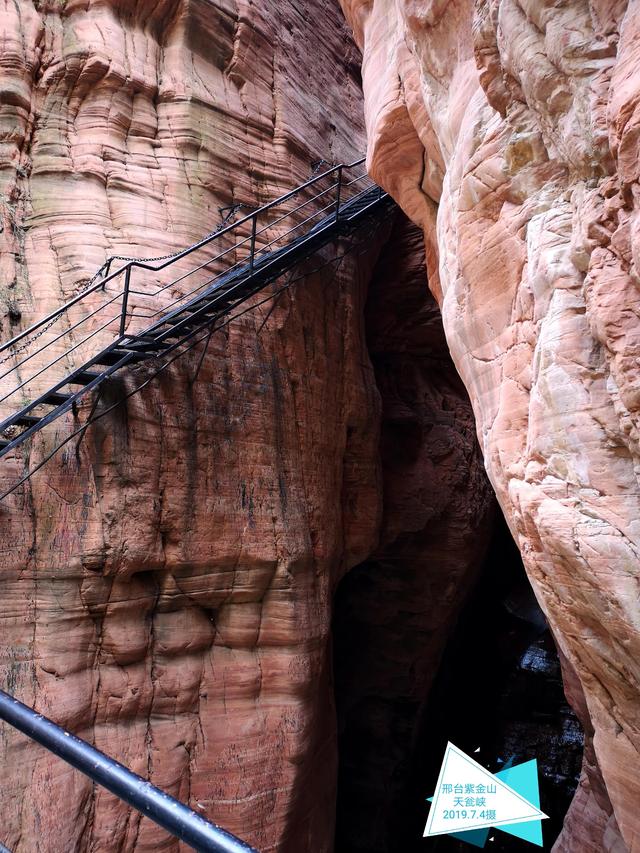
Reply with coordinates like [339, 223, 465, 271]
[0, 2, 383, 851]
[338, 0, 640, 849]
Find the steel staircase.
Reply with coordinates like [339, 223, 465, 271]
[0, 158, 394, 846]
[0, 158, 393, 474]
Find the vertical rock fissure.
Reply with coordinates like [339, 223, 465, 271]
[331, 213, 584, 852]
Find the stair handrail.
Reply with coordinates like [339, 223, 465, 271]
[0, 157, 366, 356]
[0, 176, 390, 471]
[0, 688, 258, 853]
[128, 157, 365, 273]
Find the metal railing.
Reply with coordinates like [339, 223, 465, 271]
[0, 158, 373, 425]
[0, 689, 257, 853]
[0, 159, 391, 840]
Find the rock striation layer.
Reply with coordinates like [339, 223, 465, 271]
[339, 0, 640, 849]
[0, 2, 381, 851]
[0, 2, 493, 852]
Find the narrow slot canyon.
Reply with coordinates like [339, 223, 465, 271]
[331, 214, 584, 852]
[333, 513, 584, 853]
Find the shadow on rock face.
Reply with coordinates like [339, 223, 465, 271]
[333, 512, 584, 853]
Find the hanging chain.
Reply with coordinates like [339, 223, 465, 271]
[0, 204, 247, 368]
[0, 166, 330, 370]
[310, 158, 333, 177]
[101, 203, 248, 268]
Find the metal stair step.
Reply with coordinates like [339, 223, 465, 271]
[41, 391, 73, 407]
[67, 370, 102, 386]
[158, 317, 219, 340]
[0, 439, 11, 451]
[343, 200, 372, 216]
[92, 349, 147, 367]
[199, 295, 233, 310]
[180, 292, 235, 316]
[125, 336, 159, 345]
[157, 319, 209, 338]
[125, 339, 169, 352]
[15, 414, 41, 428]
[162, 313, 209, 327]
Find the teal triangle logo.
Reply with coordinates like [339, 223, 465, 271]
[425, 744, 547, 847]
[494, 760, 543, 846]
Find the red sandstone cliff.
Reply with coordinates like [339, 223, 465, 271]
[0, 2, 378, 850]
[338, 0, 640, 849]
[0, 2, 490, 852]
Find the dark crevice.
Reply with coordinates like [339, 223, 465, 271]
[332, 502, 584, 853]
[405, 515, 584, 851]
[331, 214, 583, 853]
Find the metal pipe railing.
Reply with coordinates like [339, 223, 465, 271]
[0, 157, 365, 355]
[334, 165, 343, 222]
[0, 689, 258, 853]
[131, 177, 350, 303]
[0, 158, 376, 437]
[120, 173, 371, 327]
[0, 311, 121, 407]
[130, 177, 344, 301]
[128, 194, 347, 322]
[0, 291, 123, 384]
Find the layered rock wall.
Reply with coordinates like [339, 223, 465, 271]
[0, 2, 381, 851]
[338, 0, 640, 849]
